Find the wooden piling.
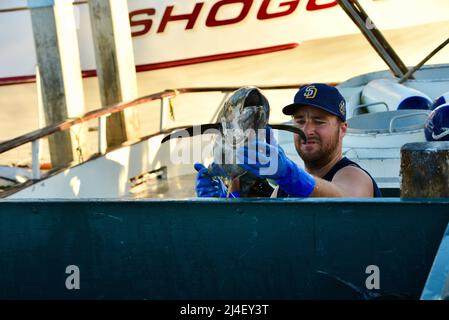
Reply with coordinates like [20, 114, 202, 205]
[88, 0, 140, 148]
[28, 0, 87, 168]
[401, 142, 449, 197]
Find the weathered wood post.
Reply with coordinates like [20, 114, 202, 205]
[88, 0, 140, 148]
[401, 142, 449, 197]
[28, 0, 87, 168]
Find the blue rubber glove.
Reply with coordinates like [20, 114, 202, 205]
[194, 163, 240, 198]
[236, 127, 315, 197]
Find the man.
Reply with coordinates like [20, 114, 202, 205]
[195, 83, 381, 198]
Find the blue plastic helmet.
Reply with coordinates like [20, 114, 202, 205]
[430, 92, 449, 110]
[425, 103, 449, 141]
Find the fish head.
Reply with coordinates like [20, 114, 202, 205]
[220, 86, 270, 137]
[212, 87, 270, 181]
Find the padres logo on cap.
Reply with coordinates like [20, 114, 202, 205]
[339, 100, 346, 116]
[304, 85, 318, 99]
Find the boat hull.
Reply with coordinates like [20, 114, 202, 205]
[0, 198, 447, 299]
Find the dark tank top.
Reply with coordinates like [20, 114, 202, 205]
[278, 157, 382, 198]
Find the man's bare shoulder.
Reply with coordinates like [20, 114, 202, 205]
[332, 165, 374, 197]
[334, 165, 371, 181]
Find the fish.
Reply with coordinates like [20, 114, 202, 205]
[161, 86, 306, 197]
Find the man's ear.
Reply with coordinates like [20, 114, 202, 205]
[340, 121, 348, 138]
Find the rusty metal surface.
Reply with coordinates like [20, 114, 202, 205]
[401, 142, 449, 197]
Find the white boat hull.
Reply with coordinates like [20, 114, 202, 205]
[2, 1, 449, 197]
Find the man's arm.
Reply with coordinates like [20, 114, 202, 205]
[237, 127, 374, 198]
[310, 166, 374, 197]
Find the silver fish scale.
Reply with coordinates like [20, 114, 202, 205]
[212, 87, 270, 181]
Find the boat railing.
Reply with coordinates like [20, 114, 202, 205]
[389, 111, 430, 133]
[0, 1, 88, 13]
[351, 102, 389, 117]
[0, 84, 327, 181]
[347, 109, 430, 134]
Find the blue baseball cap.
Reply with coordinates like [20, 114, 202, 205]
[282, 83, 347, 121]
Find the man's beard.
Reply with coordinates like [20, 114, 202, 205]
[296, 129, 341, 170]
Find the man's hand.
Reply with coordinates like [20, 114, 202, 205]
[194, 163, 239, 198]
[236, 127, 315, 197]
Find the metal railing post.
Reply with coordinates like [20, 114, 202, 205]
[160, 97, 169, 132]
[31, 140, 41, 180]
[98, 116, 107, 154]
